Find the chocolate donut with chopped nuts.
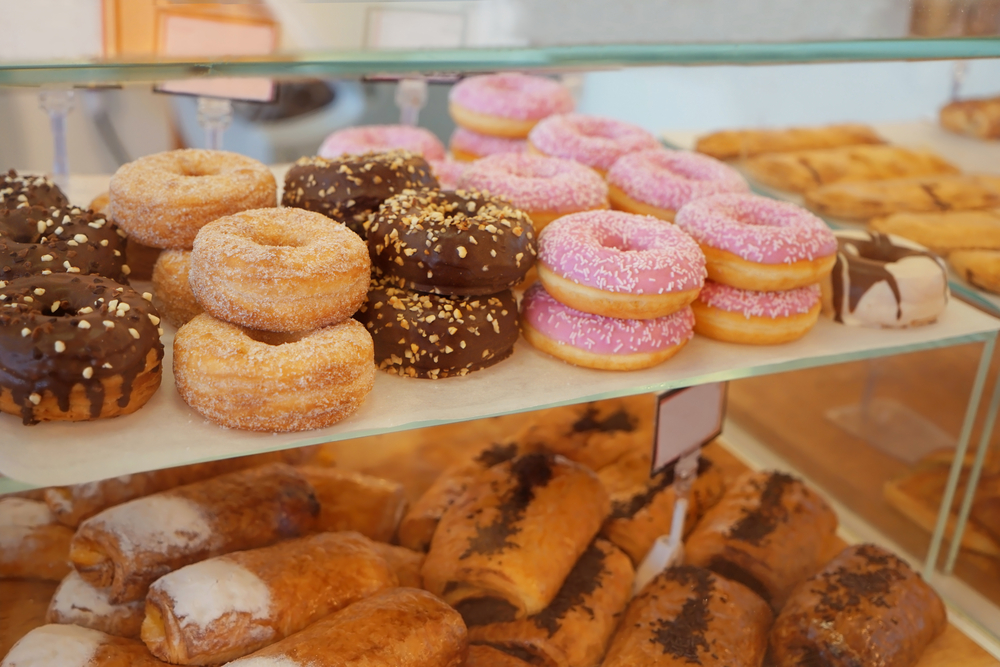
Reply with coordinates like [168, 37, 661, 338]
[369, 189, 537, 296]
[282, 150, 439, 237]
[355, 275, 519, 378]
[0, 274, 164, 424]
[2, 170, 69, 210]
[1, 205, 130, 283]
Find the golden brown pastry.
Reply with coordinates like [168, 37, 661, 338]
[69, 463, 318, 603]
[151, 250, 203, 327]
[684, 470, 838, 610]
[296, 466, 408, 542]
[370, 542, 426, 588]
[695, 124, 883, 161]
[940, 96, 1000, 139]
[46, 571, 144, 638]
[422, 453, 610, 624]
[0, 497, 73, 581]
[804, 174, 1000, 221]
[771, 544, 947, 667]
[468, 539, 633, 667]
[464, 644, 533, 667]
[869, 208, 1000, 254]
[950, 249, 1000, 295]
[142, 531, 397, 665]
[602, 565, 772, 667]
[744, 145, 958, 193]
[223, 588, 467, 667]
[1, 624, 168, 666]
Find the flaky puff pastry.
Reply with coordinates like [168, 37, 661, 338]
[805, 174, 1000, 221]
[940, 96, 1000, 139]
[70, 463, 318, 604]
[422, 453, 610, 625]
[142, 531, 397, 665]
[371, 542, 426, 588]
[695, 123, 883, 161]
[296, 466, 407, 542]
[224, 588, 468, 667]
[603, 566, 772, 667]
[465, 645, 534, 666]
[0, 498, 73, 581]
[870, 208, 1000, 254]
[1, 624, 168, 667]
[47, 571, 145, 638]
[468, 539, 634, 667]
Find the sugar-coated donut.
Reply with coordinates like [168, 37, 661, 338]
[449, 73, 574, 139]
[450, 127, 526, 162]
[692, 280, 821, 345]
[824, 230, 948, 328]
[536, 210, 706, 319]
[1, 204, 129, 283]
[151, 250, 203, 328]
[674, 193, 837, 292]
[527, 114, 660, 174]
[458, 153, 609, 232]
[109, 149, 277, 250]
[0, 274, 164, 424]
[606, 149, 749, 222]
[318, 125, 446, 161]
[369, 189, 536, 296]
[428, 159, 469, 190]
[2, 170, 68, 210]
[521, 282, 694, 371]
[355, 276, 519, 378]
[189, 208, 369, 333]
[282, 151, 439, 237]
[173, 314, 375, 432]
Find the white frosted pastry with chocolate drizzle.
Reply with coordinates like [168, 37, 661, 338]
[822, 230, 948, 328]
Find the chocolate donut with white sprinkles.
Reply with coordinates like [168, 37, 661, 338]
[1, 170, 69, 210]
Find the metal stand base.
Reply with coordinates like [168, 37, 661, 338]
[826, 398, 954, 464]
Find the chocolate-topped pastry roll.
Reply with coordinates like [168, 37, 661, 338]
[465, 645, 533, 667]
[69, 463, 318, 603]
[422, 453, 610, 625]
[771, 544, 946, 667]
[468, 539, 634, 667]
[143, 531, 397, 665]
[1, 170, 69, 210]
[47, 570, 145, 638]
[1, 624, 167, 667]
[0, 497, 73, 580]
[603, 565, 772, 667]
[224, 588, 467, 667]
[281, 151, 438, 237]
[296, 466, 408, 542]
[684, 470, 838, 610]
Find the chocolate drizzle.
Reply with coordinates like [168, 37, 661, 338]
[726, 471, 796, 546]
[571, 407, 636, 434]
[531, 540, 608, 636]
[610, 458, 713, 520]
[649, 565, 714, 663]
[474, 442, 520, 468]
[479, 642, 546, 665]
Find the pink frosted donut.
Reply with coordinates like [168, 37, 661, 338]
[693, 280, 822, 345]
[449, 73, 574, 138]
[674, 193, 837, 291]
[458, 153, 608, 231]
[450, 127, 526, 161]
[318, 125, 446, 161]
[428, 159, 469, 191]
[536, 210, 706, 319]
[606, 149, 749, 221]
[521, 282, 694, 370]
[527, 114, 660, 173]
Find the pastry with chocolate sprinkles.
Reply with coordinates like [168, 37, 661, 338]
[771, 543, 947, 667]
[369, 188, 537, 296]
[468, 538, 634, 667]
[0, 274, 164, 425]
[1, 204, 130, 283]
[355, 275, 519, 379]
[684, 470, 838, 610]
[603, 565, 772, 667]
[282, 150, 439, 237]
[1, 170, 69, 210]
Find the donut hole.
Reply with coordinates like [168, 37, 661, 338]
[600, 233, 644, 253]
[247, 227, 308, 249]
[173, 156, 223, 178]
[243, 328, 307, 346]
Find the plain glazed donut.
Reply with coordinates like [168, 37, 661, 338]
[449, 73, 574, 139]
[190, 208, 369, 333]
[2, 170, 68, 210]
[527, 114, 660, 174]
[606, 149, 749, 222]
[458, 153, 609, 232]
[674, 193, 837, 292]
[318, 125, 446, 161]
[0, 274, 164, 424]
[692, 280, 821, 345]
[536, 210, 706, 319]
[521, 282, 694, 371]
[450, 127, 527, 162]
[173, 314, 375, 432]
[151, 250, 203, 328]
[109, 149, 277, 249]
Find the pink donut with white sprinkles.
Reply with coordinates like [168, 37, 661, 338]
[528, 114, 660, 173]
[429, 159, 469, 191]
[698, 280, 821, 319]
[450, 73, 574, 122]
[607, 149, 749, 220]
[450, 127, 527, 161]
[692, 279, 823, 344]
[319, 125, 446, 161]
[521, 282, 695, 371]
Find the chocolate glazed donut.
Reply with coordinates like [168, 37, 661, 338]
[1, 170, 69, 210]
[369, 189, 537, 296]
[0, 274, 164, 424]
[1, 205, 130, 282]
